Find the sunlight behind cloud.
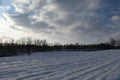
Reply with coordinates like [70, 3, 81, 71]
[0, 0, 120, 44]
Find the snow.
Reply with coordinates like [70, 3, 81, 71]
[0, 50, 120, 80]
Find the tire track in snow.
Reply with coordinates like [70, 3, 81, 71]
[80, 56, 120, 80]
[32, 51, 120, 80]
[0, 50, 120, 80]
[60, 53, 120, 80]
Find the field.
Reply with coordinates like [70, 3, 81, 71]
[0, 50, 120, 80]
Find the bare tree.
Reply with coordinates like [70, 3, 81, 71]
[109, 38, 116, 46]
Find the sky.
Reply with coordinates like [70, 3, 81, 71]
[0, 0, 120, 44]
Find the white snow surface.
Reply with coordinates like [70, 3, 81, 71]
[0, 50, 120, 80]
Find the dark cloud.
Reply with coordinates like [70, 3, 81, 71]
[29, 0, 47, 10]
[53, 0, 101, 12]
[3, 13, 54, 33]
[9, 14, 31, 27]
[44, 11, 58, 20]
[0, 0, 120, 44]
[52, 0, 80, 11]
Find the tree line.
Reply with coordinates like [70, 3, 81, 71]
[0, 37, 120, 57]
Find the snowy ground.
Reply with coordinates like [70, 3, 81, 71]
[0, 50, 120, 80]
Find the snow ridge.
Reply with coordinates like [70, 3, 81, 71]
[0, 50, 120, 80]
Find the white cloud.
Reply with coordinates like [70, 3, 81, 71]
[5, 6, 11, 11]
[112, 15, 120, 22]
[12, 4, 28, 14]
[110, 15, 120, 27]
[0, 0, 120, 43]
[0, 6, 11, 13]
[13, 0, 30, 4]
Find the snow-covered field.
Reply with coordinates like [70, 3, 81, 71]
[0, 50, 120, 80]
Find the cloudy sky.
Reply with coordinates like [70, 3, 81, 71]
[0, 0, 120, 44]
